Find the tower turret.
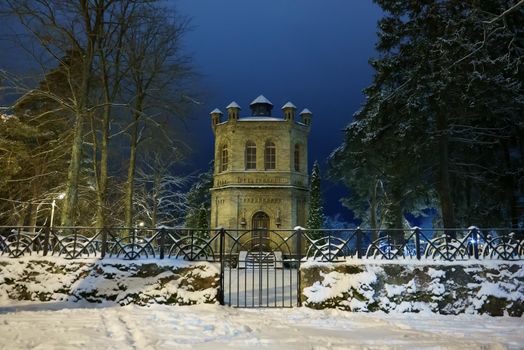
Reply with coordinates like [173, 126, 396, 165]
[299, 108, 312, 127]
[226, 101, 241, 121]
[281, 101, 296, 122]
[210, 108, 222, 131]
[250, 95, 273, 116]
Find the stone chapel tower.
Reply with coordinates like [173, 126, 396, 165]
[209, 95, 312, 234]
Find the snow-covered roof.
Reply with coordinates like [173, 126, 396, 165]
[210, 108, 223, 114]
[281, 102, 296, 109]
[239, 117, 284, 122]
[299, 108, 312, 115]
[226, 101, 241, 109]
[250, 95, 273, 106]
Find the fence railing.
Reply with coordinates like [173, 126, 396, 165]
[0, 226, 522, 262]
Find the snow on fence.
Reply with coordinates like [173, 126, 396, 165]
[0, 226, 522, 262]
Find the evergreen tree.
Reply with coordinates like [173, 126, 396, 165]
[307, 161, 325, 236]
[331, 0, 524, 232]
[195, 204, 209, 238]
[0, 115, 39, 225]
[0, 53, 75, 226]
[185, 167, 213, 228]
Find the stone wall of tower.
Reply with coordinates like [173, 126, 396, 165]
[210, 113, 310, 232]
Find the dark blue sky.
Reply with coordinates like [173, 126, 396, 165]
[175, 0, 383, 220]
[0, 1, 384, 221]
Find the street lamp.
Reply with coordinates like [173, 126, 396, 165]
[134, 220, 145, 233]
[50, 193, 65, 229]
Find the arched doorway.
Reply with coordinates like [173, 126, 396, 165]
[252, 211, 269, 245]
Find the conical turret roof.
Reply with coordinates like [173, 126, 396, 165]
[299, 108, 312, 115]
[281, 102, 297, 109]
[250, 95, 273, 106]
[226, 101, 241, 109]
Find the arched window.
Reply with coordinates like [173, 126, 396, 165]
[294, 144, 300, 171]
[264, 141, 276, 170]
[220, 144, 228, 172]
[245, 141, 256, 170]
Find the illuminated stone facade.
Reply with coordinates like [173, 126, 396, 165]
[210, 95, 312, 232]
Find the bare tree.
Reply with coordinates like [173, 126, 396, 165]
[88, 1, 139, 228]
[121, 5, 192, 229]
[1, 1, 196, 228]
[2, 0, 113, 226]
[134, 147, 189, 228]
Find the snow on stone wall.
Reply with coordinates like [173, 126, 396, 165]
[0, 257, 220, 306]
[300, 260, 524, 316]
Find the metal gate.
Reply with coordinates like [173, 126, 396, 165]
[220, 229, 301, 308]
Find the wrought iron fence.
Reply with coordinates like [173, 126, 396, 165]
[0, 226, 522, 262]
[303, 227, 523, 261]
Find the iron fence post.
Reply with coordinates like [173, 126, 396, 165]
[328, 230, 332, 261]
[356, 227, 363, 258]
[296, 228, 302, 307]
[73, 228, 78, 258]
[190, 230, 194, 261]
[100, 228, 108, 259]
[43, 226, 50, 256]
[472, 227, 479, 259]
[218, 228, 225, 305]
[16, 227, 21, 256]
[159, 228, 165, 260]
[444, 234, 450, 260]
[415, 227, 421, 260]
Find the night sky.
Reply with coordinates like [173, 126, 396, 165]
[0, 1, 384, 221]
[175, 0, 383, 220]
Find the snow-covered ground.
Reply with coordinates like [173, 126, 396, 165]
[0, 303, 522, 350]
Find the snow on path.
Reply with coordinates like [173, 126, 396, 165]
[0, 303, 522, 350]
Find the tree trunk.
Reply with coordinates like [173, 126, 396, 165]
[94, 2, 129, 229]
[124, 99, 142, 229]
[60, 1, 99, 227]
[28, 183, 39, 233]
[152, 174, 160, 228]
[388, 182, 404, 243]
[436, 111, 456, 237]
[16, 206, 26, 227]
[502, 141, 518, 228]
[28, 203, 38, 233]
[94, 101, 110, 229]
[99, 112, 109, 225]
[369, 178, 379, 241]
[60, 111, 85, 226]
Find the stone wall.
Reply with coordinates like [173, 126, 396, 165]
[300, 260, 524, 316]
[0, 257, 220, 306]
